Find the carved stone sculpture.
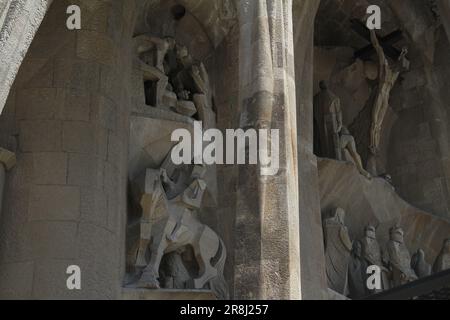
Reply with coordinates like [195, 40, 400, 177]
[339, 126, 371, 179]
[130, 153, 228, 299]
[360, 225, 390, 292]
[133, 36, 216, 124]
[368, 29, 409, 175]
[314, 81, 344, 160]
[385, 226, 418, 287]
[134, 35, 176, 73]
[411, 249, 432, 278]
[433, 239, 450, 273]
[348, 240, 368, 299]
[0, 148, 16, 217]
[323, 208, 352, 295]
[134, 35, 175, 108]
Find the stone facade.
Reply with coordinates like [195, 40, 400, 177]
[0, 0, 449, 300]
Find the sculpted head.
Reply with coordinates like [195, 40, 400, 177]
[319, 80, 328, 91]
[164, 36, 176, 50]
[416, 249, 425, 260]
[334, 207, 346, 225]
[389, 226, 404, 244]
[443, 239, 450, 253]
[365, 225, 377, 240]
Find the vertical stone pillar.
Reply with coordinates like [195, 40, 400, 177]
[234, 0, 301, 299]
[0, 0, 135, 299]
[0, 0, 53, 114]
[293, 0, 328, 300]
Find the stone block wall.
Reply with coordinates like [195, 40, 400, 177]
[387, 29, 450, 219]
[0, 0, 135, 299]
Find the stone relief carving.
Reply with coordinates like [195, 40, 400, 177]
[360, 225, 390, 293]
[127, 148, 228, 299]
[384, 226, 418, 287]
[339, 126, 371, 179]
[314, 82, 370, 179]
[367, 29, 409, 176]
[433, 239, 450, 273]
[133, 35, 216, 127]
[314, 81, 344, 161]
[323, 208, 352, 295]
[411, 249, 432, 278]
[322, 213, 450, 298]
[348, 240, 368, 299]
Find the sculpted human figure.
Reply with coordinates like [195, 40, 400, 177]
[134, 35, 176, 73]
[385, 226, 418, 287]
[433, 239, 450, 273]
[130, 152, 229, 299]
[411, 249, 431, 278]
[368, 29, 409, 174]
[360, 225, 390, 292]
[314, 81, 344, 160]
[323, 208, 353, 295]
[339, 126, 371, 179]
[348, 240, 368, 299]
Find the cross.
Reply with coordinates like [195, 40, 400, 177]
[351, 19, 404, 61]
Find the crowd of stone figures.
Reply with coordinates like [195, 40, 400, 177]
[323, 208, 450, 299]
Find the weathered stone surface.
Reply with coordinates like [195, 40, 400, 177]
[122, 288, 216, 300]
[0, 0, 53, 113]
[175, 100, 197, 117]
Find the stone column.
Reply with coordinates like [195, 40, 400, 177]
[0, 148, 16, 217]
[234, 0, 301, 299]
[0, 0, 135, 299]
[293, 0, 328, 300]
[0, 0, 53, 114]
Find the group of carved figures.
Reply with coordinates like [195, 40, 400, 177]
[324, 208, 450, 299]
[133, 34, 215, 126]
[127, 146, 228, 299]
[314, 30, 409, 177]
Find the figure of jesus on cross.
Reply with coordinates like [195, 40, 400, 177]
[368, 29, 409, 175]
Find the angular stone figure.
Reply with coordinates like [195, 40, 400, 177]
[130, 154, 228, 299]
[339, 126, 371, 179]
[323, 208, 353, 295]
[134, 35, 176, 108]
[348, 240, 369, 299]
[134, 35, 176, 73]
[385, 226, 418, 287]
[360, 225, 390, 292]
[411, 249, 432, 278]
[368, 29, 409, 175]
[314, 81, 344, 160]
[433, 239, 450, 273]
[159, 251, 192, 289]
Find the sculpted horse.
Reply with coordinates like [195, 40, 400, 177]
[131, 167, 228, 299]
